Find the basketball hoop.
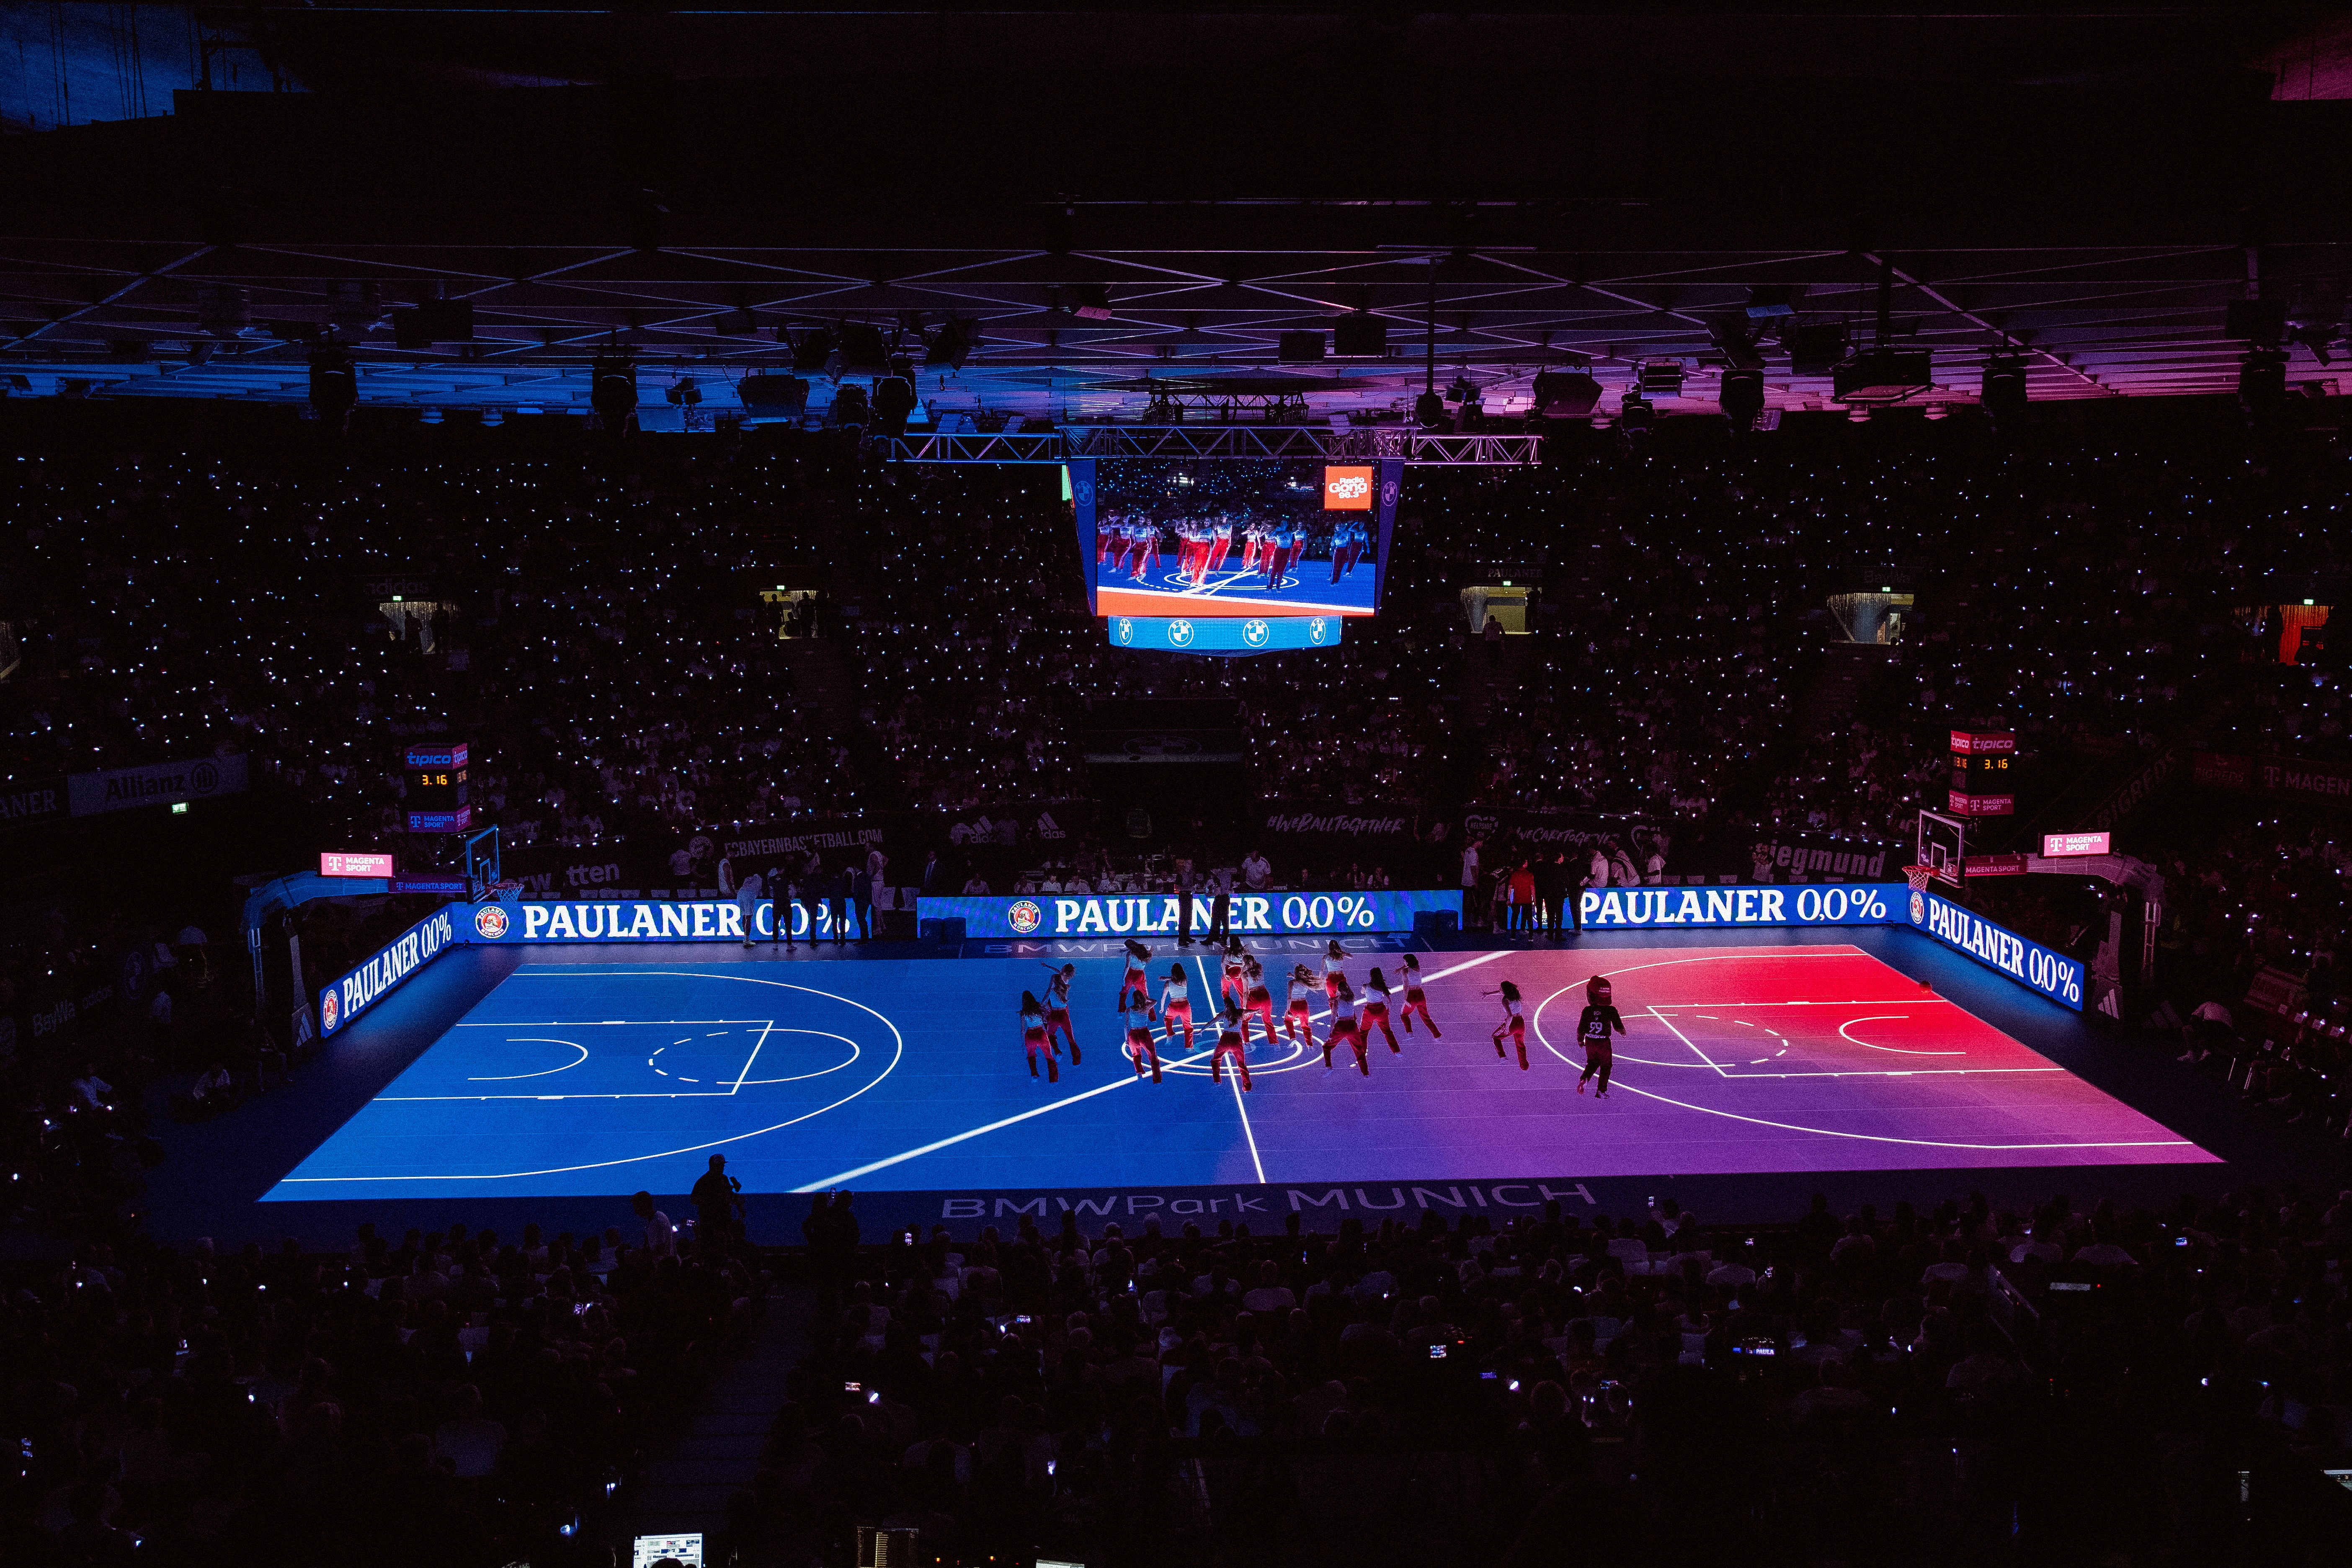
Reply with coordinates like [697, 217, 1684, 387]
[1902, 864, 1937, 893]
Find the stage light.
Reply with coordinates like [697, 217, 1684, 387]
[1414, 390, 1448, 429]
[1619, 395, 1654, 432]
[1066, 284, 1114, 322]
[1982, 355, 2029, 422]
[1639, 360, 1685, 397]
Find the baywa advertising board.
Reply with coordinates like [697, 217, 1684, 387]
[919, 890, 1463, 939]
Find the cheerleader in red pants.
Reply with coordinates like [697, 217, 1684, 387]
[1399, 951, 1442, 1037]
[1362, 966, 1402, 1055]
[1210, 1005, 1253, 1091]
[1323, 978, 1369, 1075]
[1220, 939, 1249, 1012]
[1211, 514, 1237, 575]
[1096, 514, 1120, 566]
[1117, 940, 1155, 1014]
[1241, 953, 1277, 1046]
[1128, 520, 1161, 583]
[1020, 991, 1060, 1083]
[1283, 964, 1320, 1048]
[1037, 961, 1081, 1064]
[1124, 993, 1162, 1083]
[1158, 964, 1196, 1053]
[1321, 939, 1348, 1001]
[1485, 979, 1529, 1070]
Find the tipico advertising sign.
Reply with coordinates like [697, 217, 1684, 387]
[920, 890, 1462, 939]
[317, 904, 461, 1037]
[1907, 886, 2085, 1011]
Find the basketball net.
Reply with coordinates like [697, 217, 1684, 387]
[1902, 864, 1937, 893]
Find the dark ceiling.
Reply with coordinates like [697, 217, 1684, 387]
[5, 5, 2350, 420]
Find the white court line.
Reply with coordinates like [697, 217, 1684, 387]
[1647, 1006, 1729, 1076]
[454, 1018, 779, 1026]
[792, 947, 1509, 1193]
[465, 1039, 590, 1081]
[1198, 956, 1266, 1184]
[283, 971, 903, 1184]
[1600, 1078, 2198, 1153]
[1837, 1014, 1964, 1056]
[729, 1022, 776, 1092]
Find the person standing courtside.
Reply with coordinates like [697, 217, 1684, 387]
[1174, 857, 1197, 947]
[1206, 863, 1233, 945]
[848, 861, 872, 941]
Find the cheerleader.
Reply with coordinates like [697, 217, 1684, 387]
[1240, 519, 1266, 574]
[1128, 518, 1161, 583]
[1117, 940, 1155, 1015]
[1037, 961, 1081, 1064]
[1096, 512, 1120, 566]
[1576, 975, 1625, 1097]
[1159, 963, 1196, 1052]
[1211, 513, 1238, 575]
[1220, 939, 1249, 1012]
[1324, 977, 1368, 1075]
[1210, 1004, 1253, 1091]
[1241, 952, 1277, 1046]
[1399, 951, 1442, 1037]
[1321, 939, 1348, 1001]
[1124, 991, 1163, 1083]
[1486, 979, 1529, 1070]
[1284, 964, 1320, 1048]
[1019, 991, 1059, 1084]
[1362, 966, 1401, 1055]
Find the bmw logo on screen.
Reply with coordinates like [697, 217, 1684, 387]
[1242, 619, 1270, 647]
[1115, 617, 1136, 645]
[1167, 619, 1196, 647]
[1308, 617, 1330, 645]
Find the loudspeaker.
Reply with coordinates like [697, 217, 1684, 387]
[1982, 360, 2028, 421]
[738, 376, 809, 418]
[1532, 371, 1601, 419]
[1333, 314, 1387, 356]
[789, 329, 833, 372]
[1719, 367, 1764, 428]
[2226, 299, 2287, 345]
[1787, 322, 1848, 375]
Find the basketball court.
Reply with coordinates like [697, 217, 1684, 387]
[261, 940, 2211, 1209]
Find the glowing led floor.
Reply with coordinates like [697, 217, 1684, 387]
[265, 944, 2211, 1203]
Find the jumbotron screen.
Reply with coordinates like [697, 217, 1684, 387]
[1074, 457, 1401, 619]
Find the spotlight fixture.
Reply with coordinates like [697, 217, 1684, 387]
[590, 346, 637, 432]
[307, 343, 357, 428]
[1619, 394, 1654, 432]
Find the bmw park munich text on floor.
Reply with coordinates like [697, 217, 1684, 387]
[268, 943, 2211, 1204]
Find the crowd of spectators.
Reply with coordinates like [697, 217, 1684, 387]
[6, 1207, 767, 1568]
[730, 1181, 2352, 1567]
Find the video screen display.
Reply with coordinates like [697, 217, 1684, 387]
[1075, 457, 1400, 619]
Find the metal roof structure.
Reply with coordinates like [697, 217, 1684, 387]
[5, 6, 2351, 425]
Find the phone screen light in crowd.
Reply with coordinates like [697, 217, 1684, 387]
[2049, 1281, 2094, 1293]
[2308, 599, 2318, 606]
[171, 802, 187, 815]
[632, 1535, 703, 1568]
[1429, 1344, 1448, 1360]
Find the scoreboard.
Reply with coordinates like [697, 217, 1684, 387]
[404, 742, 473, 833]
[1947, 730, 2015, 816]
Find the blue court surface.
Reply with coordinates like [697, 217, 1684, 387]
[265, 941, 2210, 1207]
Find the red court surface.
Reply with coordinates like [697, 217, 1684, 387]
[1238, 942, 2221, 1179]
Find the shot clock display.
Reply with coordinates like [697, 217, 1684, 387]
[404, 742, 473, 833]
[1948, 730, 2015, 816]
